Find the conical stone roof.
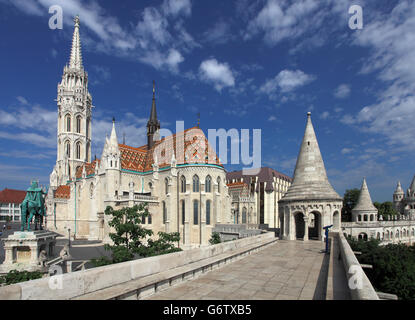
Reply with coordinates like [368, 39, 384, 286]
[394, 181, 404, 194]
[353, 178, 377, 212]
[280, 112, 342, 202]
[69, 16, 83, 70]
[409, 175, 415, 192]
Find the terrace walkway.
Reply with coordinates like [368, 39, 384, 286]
[146, 240, 349, 300]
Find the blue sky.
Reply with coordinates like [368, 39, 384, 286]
[0, 0, 414, 202]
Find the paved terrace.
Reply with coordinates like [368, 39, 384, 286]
[146, 240, 349, 300]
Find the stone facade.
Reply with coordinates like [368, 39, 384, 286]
[278, 113, 343, 241]
[342, 177, 415, 244]
[226, 168, 291, 228]
[46, 17, 231, 249]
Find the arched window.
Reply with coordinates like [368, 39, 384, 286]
[217, 177, 221, 193]
[76, 142, 81, 159]
[76, 115, 81, 133]
[142, 215, 146, 224]
[193, 175, 199, 192]
[148, 214, 152, 225]
[242, 207, 247, 224]
[65, 114, 71, 132]
[86, 118, 90, 137]
[65, 141, 71, 158]
[206, 200, 211, 225]
[86, 142, 90, 162]
[165, 178, 169, 195]
[181, 200, 185, 225]
[163, 201, 167, 224]
[193, 200, 199, 225]
[205, 176, 211, 193]
[181, 176, 186, 193]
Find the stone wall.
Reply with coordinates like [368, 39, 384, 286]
[0, 232, 275, 300]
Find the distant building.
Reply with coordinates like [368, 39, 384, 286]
[342, 178, 415, 244]
[393, 177, 415, 217]
[226, 167, 292, 228]
[0, 188, 26, 222]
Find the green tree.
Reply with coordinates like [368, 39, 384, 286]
[347, 238, 415, 300]
[374, 201, 398, 220]
[342, 188, 360, 222]
[0, 270, 43, 285]
[209, 232, 221, 245]
[91, 204, 183, 267]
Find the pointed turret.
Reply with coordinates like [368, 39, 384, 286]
[69, 16, 83, 70]
[394, 181, 404, 195]
[353, 178, 377, 212]
[280, 112, 341, 201]
[409, 175, 415, 193]
[147, 81, 161, 149]
[109, 117, 118, 147]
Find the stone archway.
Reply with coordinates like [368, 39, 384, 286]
[333, 211, 340, 231]
[309, 211, 322, 240]
[294, 212, 305, 239]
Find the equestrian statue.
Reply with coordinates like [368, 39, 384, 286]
[20, 181, 47, 231]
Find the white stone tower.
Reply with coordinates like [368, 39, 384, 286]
[278, 112, 343, 241]
[393, 181, 404, 212]
[352, 178, 378, 222]
[51, 16, 92, 187]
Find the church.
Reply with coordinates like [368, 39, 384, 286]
[46, 17, 231, 248]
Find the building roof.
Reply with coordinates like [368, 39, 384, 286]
[0, 188, 27, 204]
[353, 178, 377, 212]
[69, 16, 83, 70]
[54, 185, 70, 199]
[73, 126, 223, 181]
[226, 167, 292, 192]
[394, 181, 404, 194]
[409, 175, 415, 193]
[280, 113, 342, 202]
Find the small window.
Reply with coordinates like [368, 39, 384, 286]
[163, 201, 167, 224]
[193, 200, 199, 225]
[206, 200, 211, 225]
[181, 176, 186, 193]
[193, 175, 199, 192]
[205, 176, 212, 193]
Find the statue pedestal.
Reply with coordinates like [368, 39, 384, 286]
[0, 230, 57, 273]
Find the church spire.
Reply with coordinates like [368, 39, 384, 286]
[69, 16, 83, 70]
[280, 112, 341, 201]
[147, 81, 161, 149]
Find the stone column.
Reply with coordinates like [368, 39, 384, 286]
[303, 215, 309, 241]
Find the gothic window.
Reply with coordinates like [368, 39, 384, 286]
[193, 200, 199, 225]
[181, 200, 185, 225]
[206, 200, 211, 225]
[65, 141, 71, 158]
[165, 178, 169, 195]
[180, 176, 186, 193]
[217, 177, 221, 193]
[163, 201, 167, 224]
[86, 142, 90, 162]
[76, 116, 81, 133]
[242, 207, 247, 224]
[86, 118, 90, 137]
[193, 175, 199, 192]
[66, 114, 71, 132]
[76, 142, 81, 160]
[148, 214, 152, 225]
[205, 175, 212, 193]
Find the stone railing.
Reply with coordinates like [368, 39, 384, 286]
[0, 232, 276, 300]
[335, 232, 379, 300]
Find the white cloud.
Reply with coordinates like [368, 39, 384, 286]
[199, 59, 235, 91]
[320, 111, 330, 120]
[344, 1, 415, 149]
[203, 20, 233, 45]
[334, 84, 351, 99]
[3, 0, 194, 74]
[260, 69, 315, 99]
[341, 148, 353, 155]
[268, 115, 277, 121]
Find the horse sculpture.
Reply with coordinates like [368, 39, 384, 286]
[20, 181, 47, 231]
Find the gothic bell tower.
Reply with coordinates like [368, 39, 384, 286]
[147, 81, 160, 149]
[52, 16, 93, 186]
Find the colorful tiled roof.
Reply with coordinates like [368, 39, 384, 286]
[122, 127, 223, 173]
[54, 185, 70, 199]
[75, 159, 100, 179]
[0, 188, 27, 204]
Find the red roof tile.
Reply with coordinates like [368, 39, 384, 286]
[54, 185, 70, 199]
[0, 189, 27, 204]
